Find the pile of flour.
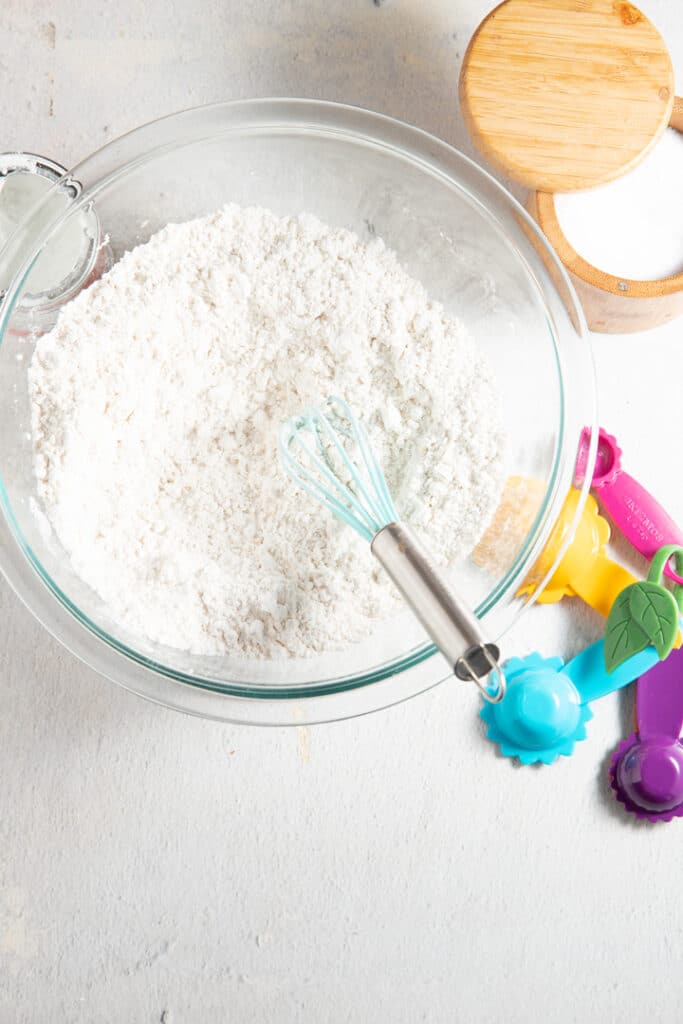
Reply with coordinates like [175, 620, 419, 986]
[29, 205, 504, 658]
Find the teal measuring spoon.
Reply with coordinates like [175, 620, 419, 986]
[481, 641, 667, 765]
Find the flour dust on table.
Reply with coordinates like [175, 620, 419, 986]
[29, 205, 504, 658]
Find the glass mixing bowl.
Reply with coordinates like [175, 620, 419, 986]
[0, 99, 596, 724]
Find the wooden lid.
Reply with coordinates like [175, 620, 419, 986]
[459, 0, 674, 192]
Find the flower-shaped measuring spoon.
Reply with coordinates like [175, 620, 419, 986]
[576, 427, 683, 585]
[610, 646, 683, 822]
[481, 640, 664, 765]
[518, 487, 637, 617]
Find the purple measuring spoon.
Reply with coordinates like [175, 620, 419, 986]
[575, 427, 683, 585]
[610, 646, 683, 823]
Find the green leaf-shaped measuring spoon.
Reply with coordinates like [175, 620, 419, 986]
[629, 582, 679, 657]
[604, 588, 650, 672]
[604, 545, 683, 673]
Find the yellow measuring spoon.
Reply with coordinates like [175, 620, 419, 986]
[518, 488, 636, 616]
[474, 479, 637, 617]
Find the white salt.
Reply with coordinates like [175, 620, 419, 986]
[555, 128, 683, 281]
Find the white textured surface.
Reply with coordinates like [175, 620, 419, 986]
[1, 1, 682, 1021]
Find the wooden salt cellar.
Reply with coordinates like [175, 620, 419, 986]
[459, 0, 682, 334]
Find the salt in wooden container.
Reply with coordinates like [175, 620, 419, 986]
[459, 0, 682, 333]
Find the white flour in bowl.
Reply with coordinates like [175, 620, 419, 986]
[29, 205, 504, 658]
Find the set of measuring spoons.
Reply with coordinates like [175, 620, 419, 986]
[484, 427, 683, 823]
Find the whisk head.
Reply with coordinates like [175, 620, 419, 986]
[279, 396, 398, 543]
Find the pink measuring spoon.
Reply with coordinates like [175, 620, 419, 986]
[575, 427, 683, 585]
[610, 646, 683, 823]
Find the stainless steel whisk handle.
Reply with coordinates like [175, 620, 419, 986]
[370, 522, 505, 703]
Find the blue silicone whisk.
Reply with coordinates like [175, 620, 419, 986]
[279, 395, 505, 701]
